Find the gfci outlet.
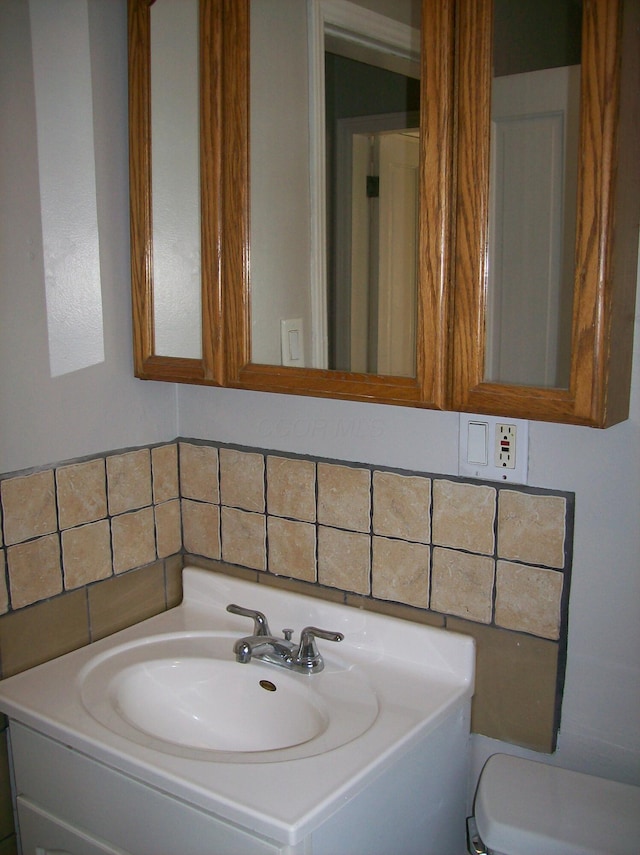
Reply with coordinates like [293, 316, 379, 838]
[496, 424, 517, 469]
[458, 414, 529, 484]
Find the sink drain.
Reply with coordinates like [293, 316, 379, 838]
[259, 679, 277, 692]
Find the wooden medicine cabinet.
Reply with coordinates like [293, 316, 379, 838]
[128, 0, 639, 427]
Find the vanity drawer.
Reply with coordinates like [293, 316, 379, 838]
[17, 796, 131, 855]
[10, 722, 285, 855]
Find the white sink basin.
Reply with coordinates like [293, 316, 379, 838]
[79, 632, 378, 762]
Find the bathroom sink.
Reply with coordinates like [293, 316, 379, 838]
[78, 632, 378, 761]
[0, 565, 475, 848]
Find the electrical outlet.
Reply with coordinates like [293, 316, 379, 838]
[459, 414, 529, 484]
[495, 424, 517, 469]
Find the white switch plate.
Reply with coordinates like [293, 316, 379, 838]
[280, 319, 305, 367]
[458, 413, 529, 484]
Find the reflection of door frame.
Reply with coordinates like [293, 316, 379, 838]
[334, 113, 419, 372]
[307, 0, 419, 370]
[487, 64, 580, 387]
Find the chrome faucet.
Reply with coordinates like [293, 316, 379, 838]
[226, 604, 343, 673]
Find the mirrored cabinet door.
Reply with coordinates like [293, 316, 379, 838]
[129, 0, 224, 384]
[451, 0, 640, 426]
[223, 0, 453, 407]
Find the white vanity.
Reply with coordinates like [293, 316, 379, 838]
[0, 567, 475, 855]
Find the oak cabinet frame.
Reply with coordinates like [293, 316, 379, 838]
[129, 0, 639, 426]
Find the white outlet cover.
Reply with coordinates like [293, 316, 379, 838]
[458, 413, 529, 484]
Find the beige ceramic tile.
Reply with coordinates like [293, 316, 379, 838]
[7, 534, 62, 609]
[221, 507, 266, 570]
[181, 499, 220, 560]
[267, 517, 316, 582]
[431, 547, 494, 623]
[432, 480, 496, 555]
[318, 526, 370, 594]
[372, 536, 430, 608]
[56, 458, 107, 530]
[220, 449, 265, 512]
[0, 503, 4, 547]
[189, 556, 261, 586]
[317, 463, 370, 533]
[1, 470, 57, 546]
[266, 456, 316, 522]
[495, 560, 564, 640]
[61, 520, 112, 590]
[106, 449, 152, 515]
[498, 491, 566, 568]
[345, 592, 445, 627]
[111, 507, 156, 574]
[88, 562, 166, 642]
[0, 589, 89, 678]
[151, 444, 179, 503]
[155, 499, 182, 558]
[447, 617, 560, 752]
[164, 554, 184, 608]
[179, 443, 219, 503]
[372, 471, 431, 543]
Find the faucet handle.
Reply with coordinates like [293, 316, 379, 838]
[226, 603, 272, 637]
[295, 626, 344, 672]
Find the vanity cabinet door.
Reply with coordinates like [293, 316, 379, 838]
[10, 723, 285, 855]
[450, 0, 640, 427]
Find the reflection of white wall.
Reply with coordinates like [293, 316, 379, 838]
[250, 0, 312, 366]
[151, 0, 201, 359]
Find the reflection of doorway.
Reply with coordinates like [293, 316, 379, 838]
[486, 64, 580, 388]
[324, 51, 420, 373]
[334, 115, 418, 375]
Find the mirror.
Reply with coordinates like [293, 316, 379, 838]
[129, 0, 223, 384]
[449, 0, 640, 427]
[485, 0, 582, 388]
[249, 0, 421, 377]
[130, 0, 638, 426]
[224, 0, 451, 407]
[150, 0, 201, 359]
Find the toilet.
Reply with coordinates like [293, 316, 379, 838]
[467, 753, 640, 855]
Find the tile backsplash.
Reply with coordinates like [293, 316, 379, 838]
[178, 441, 571, 644]
[0, 438, 574, 754]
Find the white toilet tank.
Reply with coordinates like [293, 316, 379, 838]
[469, 753, 640, 855]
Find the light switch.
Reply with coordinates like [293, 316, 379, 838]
[280, 319, 305, 367]
[288, 329, 301, 362]
[467, 421, 488, 465]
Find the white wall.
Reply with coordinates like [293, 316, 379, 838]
[178, 266, 640, 790]
[1, 0, 638, 796]
[0, 0, 176, 475]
